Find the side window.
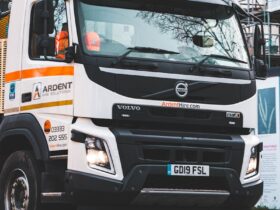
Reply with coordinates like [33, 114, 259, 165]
[29, 0, 69, 60]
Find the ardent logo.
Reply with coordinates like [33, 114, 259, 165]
[33, 83, 42, 100]
[117, 105, 141, 111]
[175, 82, 189, 98]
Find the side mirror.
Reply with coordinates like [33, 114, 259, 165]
[32, 0, 54, 34]
[255, 59, 268, 79]
[193, 35, 214, 48]
[254, 25, 265, 60]
[35, 35, 55, 57]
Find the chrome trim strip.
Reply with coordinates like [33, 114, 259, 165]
[100, 67, 251, 85]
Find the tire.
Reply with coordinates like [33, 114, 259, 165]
[0, 151, 41, 210]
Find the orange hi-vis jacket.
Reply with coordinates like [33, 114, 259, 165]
[84, 32, 101, 52]
[55, 31, 69, 60]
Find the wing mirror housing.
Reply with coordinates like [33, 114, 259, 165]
[35, 35, 55, 57]
[254, 25, 265, 60]
[255, 58, 268, 79]
[253, 25, 267, 79]
[32, 0, 54, 34]
[193, 35, 214, 48]
[233, 3, 268, 80]
[32, 0, 55, 59]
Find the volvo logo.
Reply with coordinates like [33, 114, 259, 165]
[175, 82, 189, 98]
[117, 105, 141, 111]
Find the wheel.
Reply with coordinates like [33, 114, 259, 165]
[0, 151, 41, 210]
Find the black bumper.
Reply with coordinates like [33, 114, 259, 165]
[66, 128, 263, 207]
[65, 165, 263, 208]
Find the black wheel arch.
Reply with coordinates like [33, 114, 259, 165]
[0, 113, 49, 161]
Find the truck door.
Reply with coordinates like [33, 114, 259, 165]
[20, 0, 74, 153]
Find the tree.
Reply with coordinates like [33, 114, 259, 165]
[137, 11, 240, 59]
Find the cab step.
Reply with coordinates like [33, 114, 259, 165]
[41, 192, 71, 203]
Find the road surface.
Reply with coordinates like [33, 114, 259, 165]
[77, 207, 252, 210]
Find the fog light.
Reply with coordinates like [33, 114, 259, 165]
[86, 149, 109, 166]
[85, 137, 113, 172]
[246, 146, 259, 177]
[247, 157, 258, 175]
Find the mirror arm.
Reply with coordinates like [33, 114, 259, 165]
[233, 4, 266, 64]
[65, 44, 78, 63]
[233, 4, 248, 19]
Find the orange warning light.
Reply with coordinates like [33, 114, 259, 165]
[44, 120, 51, 134]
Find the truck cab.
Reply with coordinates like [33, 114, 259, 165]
[0, 0, 267, 209]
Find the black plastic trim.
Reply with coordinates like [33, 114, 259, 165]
[113, 104, 244, 129]
[0, 114, 49, 160]
[65, 166, 263, 207]
[66, 170, 122, 193]
[93, 119, 251, 135]
[111, 128, 245, 176]
[71, 130, 87, 143]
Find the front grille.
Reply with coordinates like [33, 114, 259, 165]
[112, 104, 246, 134]
[143, 149, 170, 161]
[176, 150, 197, 162]
[131, 129, 232, 140]
[144, 175, 230, 191]
[114, 128, 245, 176]
[142, 146, 229, 164]
[203, 151, 226, 163]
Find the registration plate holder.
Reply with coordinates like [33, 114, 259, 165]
[167, 164, 210, 177]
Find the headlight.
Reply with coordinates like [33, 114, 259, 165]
[246, 146, 259, 178]
[85, 137, 114, 174]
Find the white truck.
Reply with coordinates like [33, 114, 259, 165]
[0, 0, 267, 210]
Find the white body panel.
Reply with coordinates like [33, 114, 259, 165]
[4, 0, 28, 113]
[69, 118, 124, 180]
[4, 0, 74, 151]
[36, 113, 73, 151]
[74, 64, 257, 129]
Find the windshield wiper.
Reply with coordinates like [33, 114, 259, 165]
[112, 47, 180, 67]
[192, 54, 248, 72]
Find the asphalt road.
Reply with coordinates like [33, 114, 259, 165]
[78, 207, 179, 210]
[77, 207, 251, 210]
[78, 207, 190, 210]
[78, 208, 187, 210]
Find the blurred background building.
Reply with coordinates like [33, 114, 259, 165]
[239, 0, 280, 72]
[239, 1, 280, 209]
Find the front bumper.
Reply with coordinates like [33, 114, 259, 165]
[67, 126, 262, 207]
[65, 165, 263, 208]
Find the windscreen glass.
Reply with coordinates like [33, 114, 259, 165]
[77, 1, 250, 69]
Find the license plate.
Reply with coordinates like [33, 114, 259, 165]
[167, 164, 210, 177]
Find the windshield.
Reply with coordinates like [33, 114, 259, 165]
[77, 0, 250, 69]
